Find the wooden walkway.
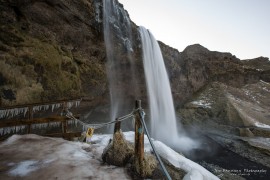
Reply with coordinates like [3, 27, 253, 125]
[0, 98, 82, 140]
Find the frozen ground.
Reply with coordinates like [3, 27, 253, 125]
[0, 134, 130, 180]
[0, 132, 218, 180]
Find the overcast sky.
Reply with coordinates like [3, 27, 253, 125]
[119, 0, 270, 60]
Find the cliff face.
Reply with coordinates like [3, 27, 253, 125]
[0, 0, 269, 112]
[160, 43, 270, 107]
[0, 0, 107, 105]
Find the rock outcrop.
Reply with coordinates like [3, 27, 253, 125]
[179, 81, 270, 135]
[0, 0, 269, 116]
[0, 0, 107, 106]
[160, 43, 270, 107]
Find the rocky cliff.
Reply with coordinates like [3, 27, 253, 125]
[160, 43, 270, 107]
[0, 0, 269, 111]
[0, 0, 107, 106]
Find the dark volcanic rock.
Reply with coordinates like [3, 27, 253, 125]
[0, 0, 107, 106]
[0, 0, 269, 113]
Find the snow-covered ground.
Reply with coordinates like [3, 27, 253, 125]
[0, 134, 130, 180]
[0, 132, 219, 180]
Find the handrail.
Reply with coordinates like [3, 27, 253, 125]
[138, 109, 172, 180]
[0, 98, 82, 109]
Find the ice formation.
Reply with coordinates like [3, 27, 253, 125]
[0, 107, 29, 119]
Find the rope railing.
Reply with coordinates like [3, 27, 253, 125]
[138, 109, 172, 180]
[65, 101, 172, 180]
[65, 109, 135, 130]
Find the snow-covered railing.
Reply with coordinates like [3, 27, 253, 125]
[0, 117, 79, 137]
[0, 98, 82, 138]
[0, 107, 29, 119]
[0, 98, 82, 119]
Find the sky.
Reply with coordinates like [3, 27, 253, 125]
[119, 0, 270, 60]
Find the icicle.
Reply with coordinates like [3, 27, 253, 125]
[19, 125, 22, 132]
[14, 108, 21, 117]
[0, 110, 3, 119]
[2, 128, 5, 135]
[48, 122, 61, 128]
[5, 109, 9, 118]
[32, 123, 49, 129]
[21, 107, 25, 116]
[33, 105, 41, 112]
[0, 128, 3, 136]
[67, 102, 73, 109]
[75, 100, 81, 108]
[56, 103, 61, 109]
[15, 125, 25, 134]
[4, 109, 8, 118]
[14, 109, 18, 117]
[0, 110, 6, 118]
[11, 126, 16, 133]
[10, 109, 13, 118]
[4, 127, 10, 135]
[7, 109, 11, 117]
[13, 108, 17, 116]
[23, 107, 28, 117]
[67, 119, 76, 125]
[5, 109, 9, 117]
[21, 125, 26, 132]
[19, 108, 22, 115]
[44, 105, 49, 111]
[8, 127, 12, 134]
[51, 104, 55, 112]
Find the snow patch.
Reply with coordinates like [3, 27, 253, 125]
[183, 169, 204, 180]
[153, 140, 219, 180]
[72, 150, 89, 159]
[9, 160, 39, 177]
[119, 132, 217, 179]
[254, 122, 270, 129]
[260, 80, 270, 85]
[191, 100, 211, 108]
[8, 158, 56, 177]
[1, 134, 22, 145]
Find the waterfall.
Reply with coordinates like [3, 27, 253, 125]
[139, 26, 178, 142]
[103, 0, 137, 124]
[139, 26, 198, 150]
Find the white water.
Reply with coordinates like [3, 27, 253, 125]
[103, 0, 137, 125]
[139, 26, 197, 150]
[139, 26, 178, 142]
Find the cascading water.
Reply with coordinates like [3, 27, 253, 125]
[139, 26, 178, 142]
[103, 0, 137, 124]
[139, 26, 197, 150]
